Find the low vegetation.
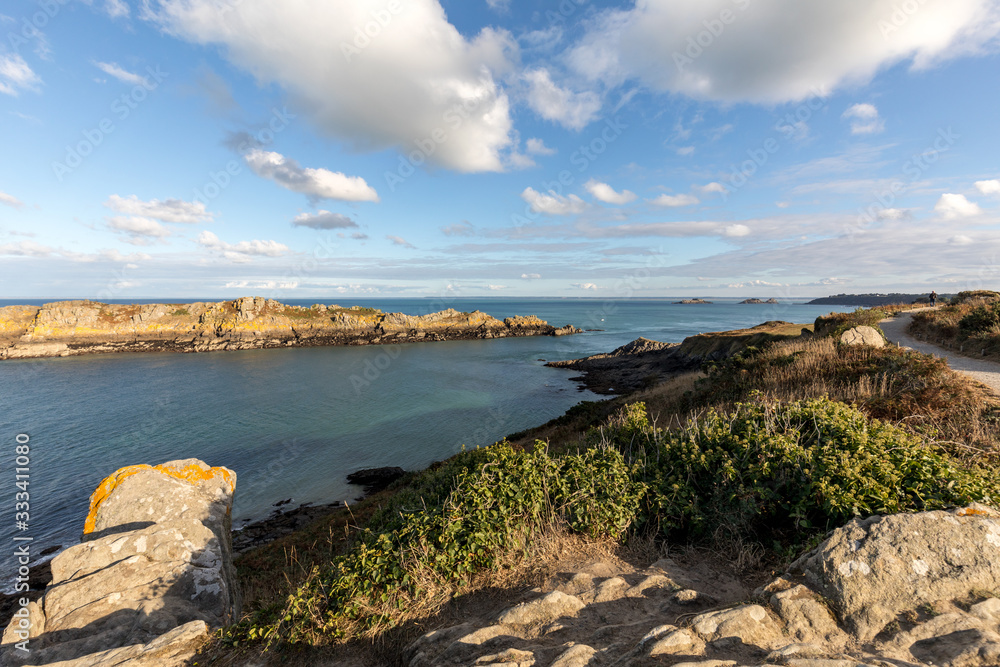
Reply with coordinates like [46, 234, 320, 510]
[909, 290, 1000, 362]
[217, 304, 1000, 663]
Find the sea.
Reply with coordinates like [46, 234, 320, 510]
[0, 297, 858, 583]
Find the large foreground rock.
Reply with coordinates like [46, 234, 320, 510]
[0, 459, 238, 666]
[790, 503, 1000, 642]
[839, 325, 885, 347]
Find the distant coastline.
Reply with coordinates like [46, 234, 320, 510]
[0, 296, 580, 361]
[806, 292, 945, 306]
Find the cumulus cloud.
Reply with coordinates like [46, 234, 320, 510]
[0, 240, 53, 257]
[105, 195, 212, 223]
[572, 282, 599, 290]
[442, 221, 476, 236]
[104, 0, 130, 18]
[94, 61, 149, 86]
[386, 235, 415, 248]
[949, 234, 973, 245]
[486, 284, 507, 290]
[976, 179, 1000, 195]
[522, 68, 602, 130]
[842, 103, 884, 134]
[521, 273, 541, 279]
[934, 193, 982, 219]
[291, 210, 358, 229]
[567, 0, 1000, 103]
[526, 138, 556, 156]
[724, 224, 751, 237]
[877, 208, 908, 220]
[196, 230, 289, 262]
[585, 179, 636, 205]
[145, 0, 517, 172]
[650, 193, 699, 207]
[486, 0, 510, 13]
[697, 182, 727, 195]
[521, 187, 587, 215]
[245, 149, 379, 203]
[0, 191, 24, 208]
[107, 216, 172, 245]
[0, 54, 41, 96]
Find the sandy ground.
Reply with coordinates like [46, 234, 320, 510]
[880, 309, 1000, 394]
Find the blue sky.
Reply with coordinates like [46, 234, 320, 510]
[1, 0, 999, 300]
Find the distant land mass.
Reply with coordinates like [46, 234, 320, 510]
[0, 297, 579, 360]
[807, 293, 950, 306]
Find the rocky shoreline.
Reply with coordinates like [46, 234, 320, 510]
[0, 297, 581, 361]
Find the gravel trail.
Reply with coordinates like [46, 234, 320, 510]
[880, 310, 1000, 395]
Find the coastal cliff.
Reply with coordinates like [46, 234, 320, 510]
[0, 297, 580, 360]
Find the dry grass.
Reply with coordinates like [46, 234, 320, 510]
[910, 292, 1000, 363]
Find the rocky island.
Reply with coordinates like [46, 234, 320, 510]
[0, 297, 581, 360]
[673, 298, 712, 304]
[740, 297, 780, 304]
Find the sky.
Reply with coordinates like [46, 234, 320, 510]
[1, 0, 999, 301]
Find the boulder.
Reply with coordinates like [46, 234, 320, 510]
[789, 503, 1000, 642]
[496, 591, 586, 627]
[346, 466, 406, 493]
[838, 326, 884, 347]
[0, 459, 238, 666]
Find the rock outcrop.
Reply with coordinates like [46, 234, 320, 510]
[405, 504, 1000, 667]
[0, 459, 238, 666]
[839, 325, 885, 348]
[0, 298, 578, 360]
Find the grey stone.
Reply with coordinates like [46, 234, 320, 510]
[839, 326, 885, 347]
[550, 644, 597, 667]
[790, 505, 1000, 641]
[691, 605, 783, 646]
[496, 591, 586, 627]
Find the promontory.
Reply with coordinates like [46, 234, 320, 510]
[0, 297, 580, 360]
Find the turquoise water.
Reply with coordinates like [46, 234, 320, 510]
[0, 298, 855, 581]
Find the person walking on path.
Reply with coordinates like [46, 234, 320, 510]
[930, 290, 937, 307]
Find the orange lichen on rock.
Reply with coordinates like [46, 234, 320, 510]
[83, 462, 236, 534]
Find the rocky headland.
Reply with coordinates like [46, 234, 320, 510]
[547, 321, 808, 394]
[740, 298, 780, 304]
[0, 297, 580, 360]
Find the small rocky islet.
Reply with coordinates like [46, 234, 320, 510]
[0, 296, 580, 360]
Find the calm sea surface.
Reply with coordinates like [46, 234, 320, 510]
[0, 298, 856, 582]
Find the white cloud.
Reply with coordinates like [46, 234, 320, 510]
[776, 201, 790, 208]
[676, 146, 695, 156]
[572, 282, 599, 290]
[697, 182, 727, 195]
[386, 235, 415, 249]
[949, 234, 973, 245]
[0, 191, 24, 208]
[224, 280, 299, 289]
[521, 273, 541, 279]
[245, 149, 379, 203]
[0, 54, 41, 96]
[196, 230, 289, 261]
[877, 207, 908, 220]
[291, 210, 358, 229]
[650, 193, 699, 207]
[0, 240, 52, 257]
[568, 0, 1000, 103]
[975, 179, 1000, 195]
[105, 195, 212, 223]
[842, 103, 884, 134]
[107, 216, 172, 245]
[521, 187, 587, 215]
[94, 62, 148, 86]
[486, 0, 510, 13]
[104, 0, 130, 18]
[145, 0, 516, 172]
[522, 68, 602, 131]
[486, 284, 507, 290]
[934, 193, 982, 219]
[442, 221, 476, 236]
[526, 138, 556, 156]
[585, 179, 637, 205]
[724, 224, 751, 237]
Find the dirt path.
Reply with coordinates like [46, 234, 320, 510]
[880, 310, 1000, 394]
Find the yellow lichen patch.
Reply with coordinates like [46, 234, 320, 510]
[83, 462, 235, 534]
[956, 506, 998, 517]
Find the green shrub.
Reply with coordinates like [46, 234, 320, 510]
[645, 397, 998, 541]
[245, 441, 645, 643]
[959, 303, 1000, 336]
